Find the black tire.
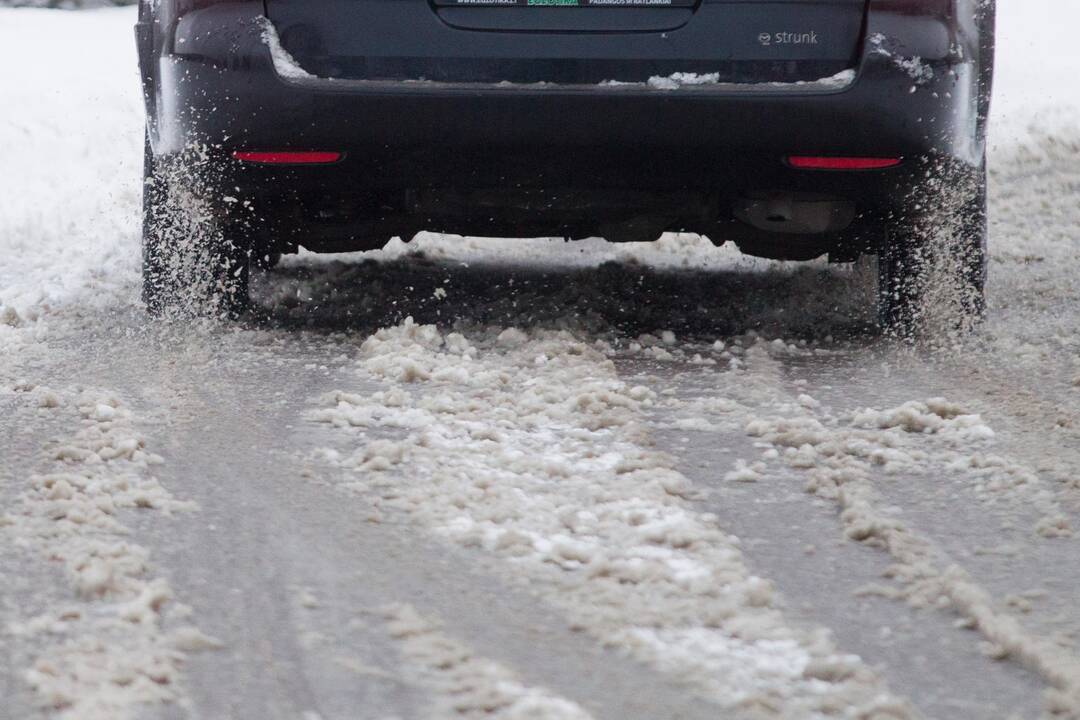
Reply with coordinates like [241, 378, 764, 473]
[142, 134, 251, 318]
[142, 134, 170, 316]
[207, 232, 252, 319]
[877, 231, 923, 335]
[877, 164, 987, 337]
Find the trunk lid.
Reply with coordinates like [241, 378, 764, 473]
[431, 0, 699, 33]
[264, 0, 869, 85]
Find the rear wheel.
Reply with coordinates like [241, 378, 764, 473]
[142, 135, 251, 318]
[877, 164, 987, 337]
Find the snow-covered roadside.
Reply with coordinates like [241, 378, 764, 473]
[990, 0, 1080, 148]
[0, 6, 144, 400]
[982, 130, 1080, 386]
[310, 319, 910, 718]
[0, 7, 142, 329]
[1, 384, 217, 719]
[974, 1, 1080, 384]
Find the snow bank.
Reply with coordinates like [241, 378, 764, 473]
[0, 8, 142, 324]
[992, 0, 1080, 144]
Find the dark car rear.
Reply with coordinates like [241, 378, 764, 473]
[137, 0, 995, 332]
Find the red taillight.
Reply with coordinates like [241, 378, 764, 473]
[232, 151, 343, 165]
[786, 156, 903, 171]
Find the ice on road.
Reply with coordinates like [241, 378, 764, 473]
[3, 3, 1080, 720]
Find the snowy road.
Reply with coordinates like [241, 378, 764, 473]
[3, 4, 1080, 720]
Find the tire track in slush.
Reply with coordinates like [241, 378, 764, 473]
[620, 336, 1080, 719]
[779, 347, 1080, 648]
[31, 318, 724, 720]
[0, 380, 217, 720]
[309, 319, 914, 719]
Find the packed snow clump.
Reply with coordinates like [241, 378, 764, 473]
[645, 69, 855, 91]
[851, 398, 995, 442]
[259, 16, 314, 80]
[868, 33, 934, 84]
